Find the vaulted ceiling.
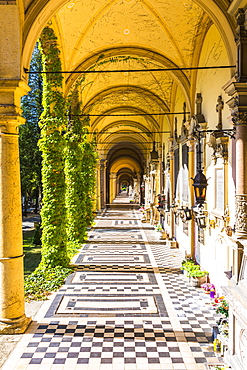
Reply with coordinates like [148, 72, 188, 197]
[23, 0, 237, 175]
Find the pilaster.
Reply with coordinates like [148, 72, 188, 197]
[168, 137, 175, 238]
[187, 137, 196, 258]
[224, 80, 247, 238]
[223, 7, 247, 238]
[109, 172, 117, 203]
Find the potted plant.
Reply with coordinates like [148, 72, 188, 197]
[181, 257, 194, 268]
[155, 223, 163, 232]
[216, 299, 229, 318]
[180, 259, 196, 281]
[188, 267, 208, 287]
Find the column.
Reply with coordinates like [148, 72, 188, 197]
[168, 138, 175, 238]
[224, 8, 247, 238]
[100, 159, 107, 209]
[187, 139, 196, 258]
[96, 160, 101, 211]
[0, 80, 31, 333]
[137, 172, 141, 204]
[109, 172, 117, 203]
[234, 122, 247, 238]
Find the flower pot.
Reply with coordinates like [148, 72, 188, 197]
[168, 240, 178, 248]
[160, 231, 168, 240]
[182, 272, 190, 282]
[190, 277, 200, 287]
[190, 275, 207, 287]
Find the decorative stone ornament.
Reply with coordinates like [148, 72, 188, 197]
[235, 194, 247, 238]
[208, 96, 229, 164]
[209, 134, 229, 164]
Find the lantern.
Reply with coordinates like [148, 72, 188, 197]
[196, 213, 207, 228]
[183, 206, 192, 221]
[192, 169, 208, 205]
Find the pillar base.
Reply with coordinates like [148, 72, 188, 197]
[0, 314, 32, 334]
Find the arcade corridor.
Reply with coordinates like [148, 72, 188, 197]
[3, 203, 223, 370]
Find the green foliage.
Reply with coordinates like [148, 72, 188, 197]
[81, 140, 98, 225]
[23, 230, 42, 277]
[181, 257, 194, 266]
[38, 26, 98, 267]
[38, 27, 68, 268]
[181, 259, 195, 272]
[64, 90, 89, 253]
[32, 223, 42, 246]
[189, 269, 208, 278]
[216, 299, 229, 318]
[20, 44, 43, 214]
[38, 27, 63, 106]
[181, 259, 208, 278]
[64, 131, 97, 256]
[24, 266, 73, 301]
[23, 229, 72, 301]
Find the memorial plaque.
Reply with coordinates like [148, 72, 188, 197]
[215, 168, 224, 211]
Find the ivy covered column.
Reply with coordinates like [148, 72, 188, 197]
[96, 159, 101, 210]
[38, 27, 69, 267]
[100, 159, 107, 209]
[64, 93, 89, 251]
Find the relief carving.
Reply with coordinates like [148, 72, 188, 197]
[208, 135, 229, 164]
[207, 96, 230, 164]
[235, 195, 247, 238]
[232, 110, 247, 126]
[224, 287, 247, 327]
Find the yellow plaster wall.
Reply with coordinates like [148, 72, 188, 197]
[196, 24, 234, 131]
[0, 5, 22, 79]
[194, 24, 236, 281]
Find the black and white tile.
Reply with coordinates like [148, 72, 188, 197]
[3, 208, 222, 370]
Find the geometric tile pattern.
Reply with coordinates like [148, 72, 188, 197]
[56, 296, 159, 315]
[18, 321, 186, 366]
[3, 207, 223, 370]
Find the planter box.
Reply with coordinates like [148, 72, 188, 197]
[190, 276, 207, 287]
[167, 240, 178, 248]
[160, 231, 168, 240]
[181, 270, 190, 282]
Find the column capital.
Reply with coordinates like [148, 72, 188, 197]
[186, 138, 195, 151]
[0, 79, 30, 130]
[223, 80, 247, 126]
[109, 172, 117, 179]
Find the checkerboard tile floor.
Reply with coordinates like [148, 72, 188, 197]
[3, 208, 223, 370]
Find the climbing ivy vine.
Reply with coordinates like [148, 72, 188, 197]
[37, 26, 97, 267]
[64, 89, 90, 256]
[38, 26, 68, 268]
[81, 140, 97, 226]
